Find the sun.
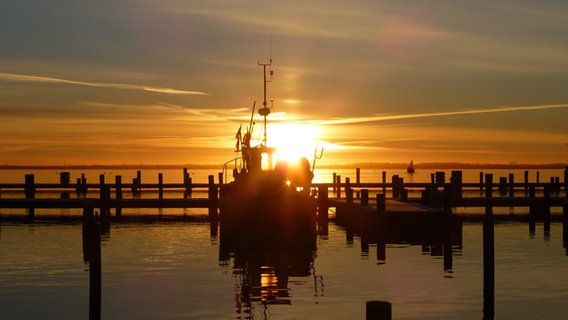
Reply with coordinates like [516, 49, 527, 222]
[267, 123, 321, 162]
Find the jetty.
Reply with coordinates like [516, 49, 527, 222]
[0, 168, 567, 223]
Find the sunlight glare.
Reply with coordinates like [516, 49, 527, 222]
[268, 123, 320, 162]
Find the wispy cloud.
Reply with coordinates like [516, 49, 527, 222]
[0, 72, 209, 95]
[315, 104, 568, 125]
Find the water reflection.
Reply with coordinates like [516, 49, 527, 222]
[218, 210, 317, 319]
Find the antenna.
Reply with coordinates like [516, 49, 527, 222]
[257, 59, 273, 146]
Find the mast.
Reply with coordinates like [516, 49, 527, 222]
[257, 59, 273, 146]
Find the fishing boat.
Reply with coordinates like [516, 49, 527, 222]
[219, 60, 320, 246]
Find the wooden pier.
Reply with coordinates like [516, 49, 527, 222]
[0, 168, 567, 222]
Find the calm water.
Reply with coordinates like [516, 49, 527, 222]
[1, 221, 568, 319]
[1, 168, 568, 319]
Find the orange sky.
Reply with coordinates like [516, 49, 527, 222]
[1, 1, 568, 166]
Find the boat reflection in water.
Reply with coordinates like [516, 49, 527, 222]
[219, 215, 317, 316]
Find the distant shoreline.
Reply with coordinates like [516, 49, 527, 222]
[1, 162, 566, 170]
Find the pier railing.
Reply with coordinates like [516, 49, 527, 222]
[1, 168, 567, 219]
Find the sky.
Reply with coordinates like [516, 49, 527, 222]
[1, 0, 568, 166]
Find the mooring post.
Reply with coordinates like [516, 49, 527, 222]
[356, 168, 361, 199]
[346, 178, 353, 204]
[99, 174, 105, 199]
[333, 172, 337, 195]
[158, 173, 164, 199]
[382, 171, 387, 195]
[451, 170, 463, 203]
[218, 172, 223, 186]
[544, 185, 551, 235]
[483, 173, 495, 320]
[479, 171, 484, 191]
[508, 173, 514, 198]
[392, 175, 400, 199]
[361, 189, 369, 206]
[564, 166, 568, 200]
[115, 175, 122, 217]
[208, 175, 218, 222]
[524, 170, 529, 194]
[485, 174, 493, 199]
[81, 173, 88, 196]
[536, 171, 540, 184]
[336, 175, 341, 199]
[83, 205, 102, 320]
[443, 183, 452, 213]
[376, 193, 386, 212]
[24, 174, 35, 219]
[483, 200, 495, 320]
[366, 300, 392, 320]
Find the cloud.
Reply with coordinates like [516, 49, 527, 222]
[314, 104, 568, 125]
[0, 72, 209, 95]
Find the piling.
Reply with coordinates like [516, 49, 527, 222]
[443, 183, 452, 213]
[361, 189, 369, 206]
[83, 207, 102, 320]
[158, 173, 164, 199]
[381, 171, 386, 195]
[376, 193, 385, 212]
[508, 173, 514, 198]
[333, 172, 337, 195]
[524, 171, 529, 194]
[336, 175, 341, 199]
[24, 174, 35, 218]
[451, 170, 463, 202]
[479, 172, 484, 191]
[366, 300, 392, 320]
[346, 178, 353, 204]
[483, 173, 495, 320]
[115, 175, 122, 216]
[208, 175, 217, 221]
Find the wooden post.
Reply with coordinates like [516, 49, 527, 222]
[158, 173, 164, 199]
[82, 205, 101, 320]
[392, 175, 399, 199]
[451, 170, 463, 203]
[24, 174, 35, 219]
[376, 193, 386, 212]
[524, 170, 529, 194]
[333, 172, 337, 195]
[346, 178, 353, 204]
[485, 174, 493, 199]
[366, 301, 392, 320]
[208, 175, 217, 221]
[361, 189, 369, 206]
[483, 173, 494, 320]
[382, 171, 386, 195]
[565, 167, 568, 200]
[443, 183, 452, 213]
[479, 171, 484, 191]
[356, 168, 361, 184]
[498, 177, 507, 196]
[81, 173, 87, 196]
[536, 171, 540, 184]
[218, 172, 223, 185]
[115, 175, 122, 217]
[508, 173, 514, 198]
[336, 175, 341, 199]
[99, 174, 105, 199]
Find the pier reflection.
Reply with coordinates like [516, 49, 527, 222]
[218, 209, 317, 318]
